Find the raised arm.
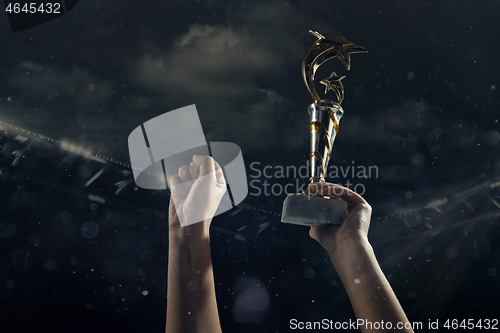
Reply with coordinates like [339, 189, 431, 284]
[309, 182, 414, 333]
[166, 155, 225, 333]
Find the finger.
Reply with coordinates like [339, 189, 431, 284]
[178, 164, 193, 193]
[309, 225, 319, 241]
[310, 224, 324, 240]
[185, 156, 227, 224]
[190, 155, 203, 180]
[309, 224, 337, 243]
[199, 156, 217, 179]
[213, 159, 226, 187]
[308, 182, 372, 224]
[321, 184, 372, 230]
[178, 165, 191, 183]
[308, 182, 367, 206]
[198, 156, 226, 187]
[307, 182, 320, 195]
[170, 174, 187, 199]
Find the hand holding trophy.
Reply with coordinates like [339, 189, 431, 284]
[281, 30, 367, 226]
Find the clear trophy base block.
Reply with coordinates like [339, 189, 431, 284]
[281, 194, 347, 226]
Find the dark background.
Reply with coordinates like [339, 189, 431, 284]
[0, 0, 499, 332]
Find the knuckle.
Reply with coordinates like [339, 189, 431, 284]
[361, 202, 372, 212]
[202, 155, 213, 163]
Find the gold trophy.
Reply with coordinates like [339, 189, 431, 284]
[281, 30, 367, 226]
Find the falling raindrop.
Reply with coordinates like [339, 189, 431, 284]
[232, 275, 270, 323]
[445, 246, 459, 259]
[187, 280, 198, 291]
[486, 267, 497, 276]
[468, 237, 490, 258]
[81, 221, 99, 239]
[12, 249, 34, 270]
[137, 97, 149, 108]
[0, 222, 16, 237]
[60, 211, 73, 224]
[304, 268, 316, 279]
[44, 258, 58, 271]
[23, 193, 38, 207]
[404, 210, 422, 227]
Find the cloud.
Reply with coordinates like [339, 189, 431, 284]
[19, 61, 44, 71]
[340, 99, 433, 145]
[3, 61, 122, 157]
[2, 0, 343, 158]
[132, 23, 293, 150]
[133, 24, 283, 100]
[129, 1, 343, 152]
[9, 62, 114, 107]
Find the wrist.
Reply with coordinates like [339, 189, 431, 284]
[327, 234, 372, 265]
[169, 220, 212, 242]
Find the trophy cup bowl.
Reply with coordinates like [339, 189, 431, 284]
[281, 30, 367, 226]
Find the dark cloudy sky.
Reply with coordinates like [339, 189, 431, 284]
[1, 0, 497, 168]
[1, 2, 500, 237]
[0, 0, 500, 208]
[1, 1, 500, 332]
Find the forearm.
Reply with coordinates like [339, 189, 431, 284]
[328, 237, 414, 333]
[166, 223, 222, 333]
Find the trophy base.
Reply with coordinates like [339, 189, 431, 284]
[281, 193, 347, 226]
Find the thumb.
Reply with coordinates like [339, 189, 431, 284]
[190, 156, 226, 199]
[199, 156, 216, 178]
[182, 156, 226, 225]
[198, 156, 225, 186]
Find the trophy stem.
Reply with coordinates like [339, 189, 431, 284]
[308, 102, 343, 182]
[282, 101, 348, 226]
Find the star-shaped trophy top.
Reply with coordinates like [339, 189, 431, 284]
[302, 30, 367, 104]
[320, 72, 345, 104]
[309, 30, 367, 71]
